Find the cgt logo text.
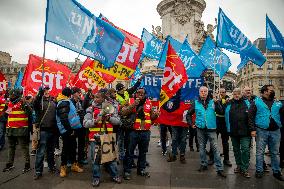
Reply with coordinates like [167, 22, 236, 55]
[31, 71, 64, 90]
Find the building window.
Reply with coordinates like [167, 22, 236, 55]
[280, 79, 284, 86]
[277, 64, 283, 70]
[269, 80, 273, 85]
[280, 90, 284, 97]
[259, 80, 263, 86]
[267, 63, 273, 70]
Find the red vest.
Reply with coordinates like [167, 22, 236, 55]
[130, 98, 152, 131]
[0, 97, 6, 112]
[6, 101, 29, 129]
[88, 106, 113, 141]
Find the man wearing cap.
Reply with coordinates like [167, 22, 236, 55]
[115, 78, 142, 106]
[121, 87, 159, 180]
[56, 87, 83, 177]
[116, 79, 142, 164]
[33, 86, 58, 180]
[71, 87, 87, 166]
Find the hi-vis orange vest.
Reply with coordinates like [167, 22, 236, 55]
[6, 101, 29, 129]
[0, 97, 6, 112]
[130, 98, 152, 131]
[88, 106, 113, 141]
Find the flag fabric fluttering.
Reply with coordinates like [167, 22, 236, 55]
[159, 42, 188, 107]
[216, 8, 266, 67]
[14, 71, 24, 89]
[178, 39, 206, 78]
[93, 14, 144, 80]
[141, 28, 164, 60]
[266, 15, 284, 62]
[199, 37, 231, 79]
[22, 54, 72, 96]
[45, 0, 125, 68]
[158, 36, 183, 69]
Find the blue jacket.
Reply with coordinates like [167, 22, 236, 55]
[194, 99, 217, 129]
[254, 98, 283, 129]
[56, 99, 82, 134]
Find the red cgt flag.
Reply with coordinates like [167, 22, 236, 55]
[71, 58, 116, 93]
[22, 54, 72, 96]
[159, 42, 188, 107]
[0, 71, 7, 92]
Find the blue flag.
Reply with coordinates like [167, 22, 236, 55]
[266, 15, 284, 62]
[199, 37, 231, 79]
[216, 8, 266, 67]
[177, 39, 206, 78]
[158, 36, 182, 68]
[130, 67, 144, 87]
[266, 15, 284, 51]
[237, 54, 249, 71]
[143, 74, 203, 101]
[14, 71, 23, 89]
[45, 0, 125, 68]
[141, 28, 164, 60]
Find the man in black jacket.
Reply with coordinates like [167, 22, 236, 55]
[56, 87, 83, 177]
[249, 85, 284, 181]
[225, 88, 251, 178]
[33, 86, 58, 180]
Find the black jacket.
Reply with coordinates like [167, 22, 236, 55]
[227, 98, 250, 137]
[56, 100, 71, 134]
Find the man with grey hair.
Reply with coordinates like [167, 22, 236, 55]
[186, 86, 226, 178]
[225, 88, 251, 178]
[243, 86, 256, 103]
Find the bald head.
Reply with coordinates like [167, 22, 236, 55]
[199, 86, 208, 100]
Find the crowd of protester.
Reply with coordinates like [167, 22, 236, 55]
[0, 82, 283, 187]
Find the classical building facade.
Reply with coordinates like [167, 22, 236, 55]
[236, 38, 284, 100]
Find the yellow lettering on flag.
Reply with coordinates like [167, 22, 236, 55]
[83, 66, 107, 88]
[159, 90, 170, 107]
[93, 61, 135, 80]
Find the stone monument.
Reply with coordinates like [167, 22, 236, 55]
[157, 0, 212, 52]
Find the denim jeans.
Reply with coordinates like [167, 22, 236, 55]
[0, 122, 5, 149]
[231, 136, 251, 172]
[117, 128, 125, 160]
[171, 126, 187, 156]
[256, 128, 281, 173]
[188, 127, 199, 149]
[35, 131, 56, 174]
[197, 128, 223, 171]
[90, 141, 118, 179]
[160, 124, 172, 153]
[124, 130, 150, 173]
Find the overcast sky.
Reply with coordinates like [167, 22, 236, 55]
[0, 0, 283, 73]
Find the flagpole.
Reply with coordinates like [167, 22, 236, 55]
[213, 48, 217, 95]
[218, 57, 222, 91]
[41, 0, 49, 88]
[265, 48, 268, 84]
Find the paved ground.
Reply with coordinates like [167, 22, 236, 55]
[0, 127, 284, 189]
